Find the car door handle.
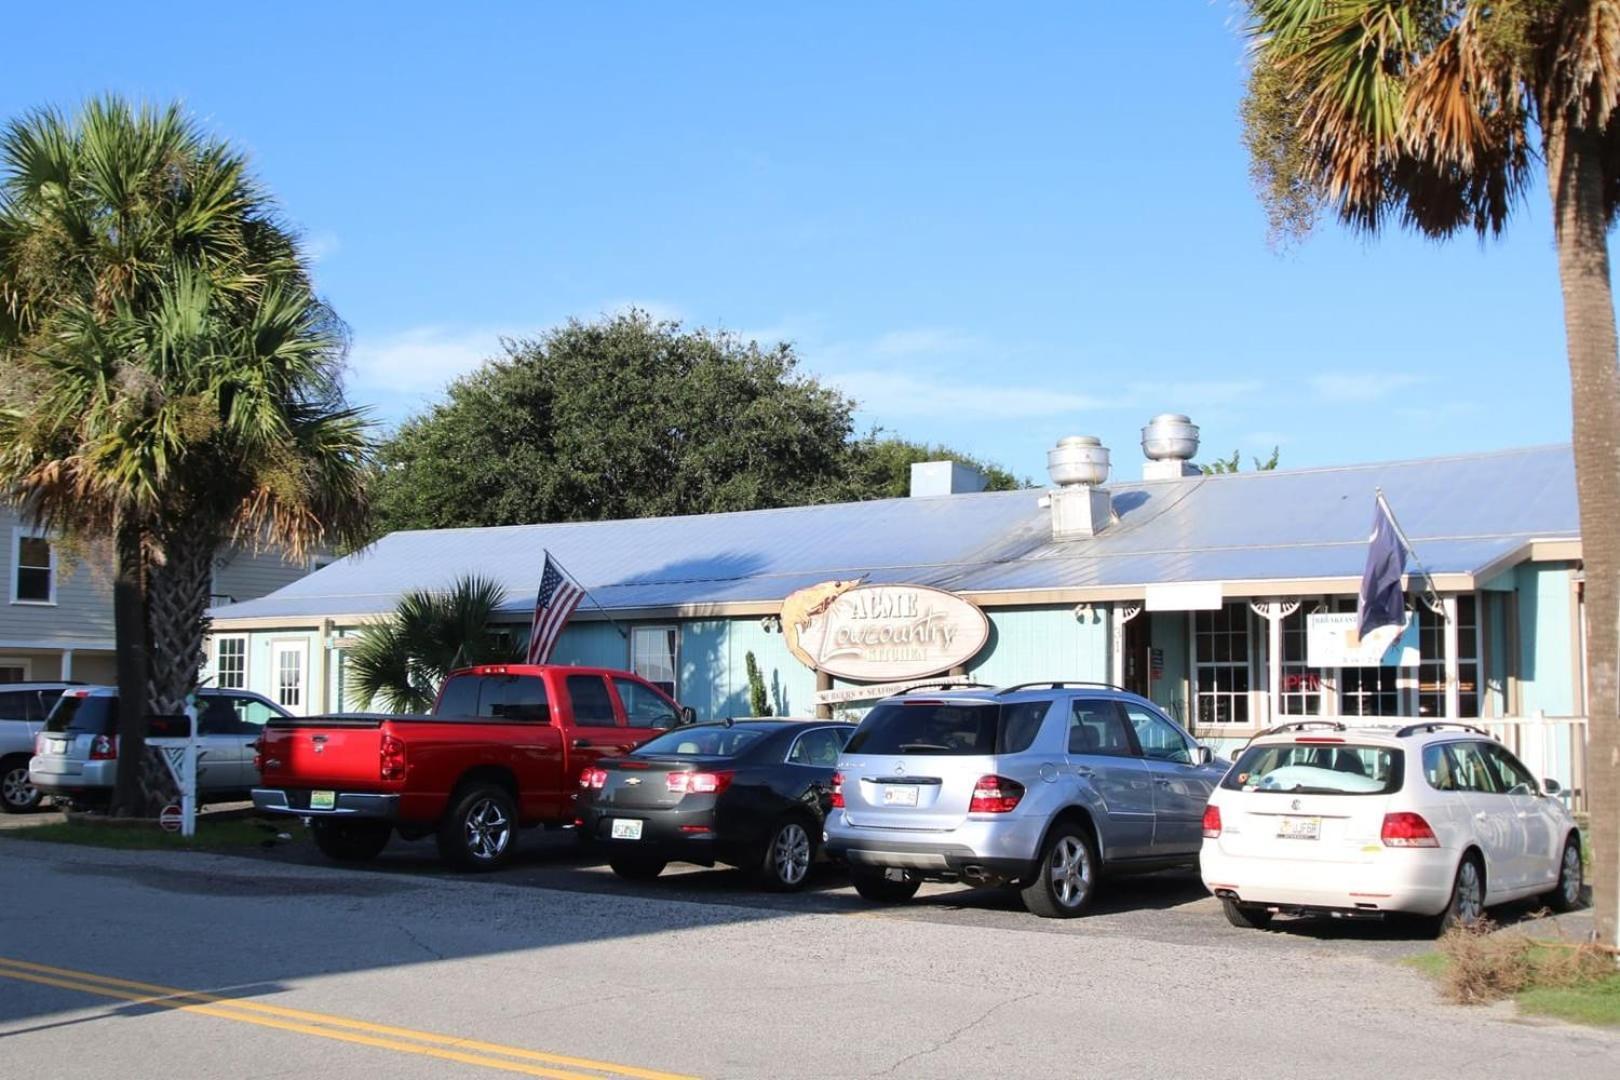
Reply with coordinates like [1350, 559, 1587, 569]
[1475, 811, 1488, 820]
[572, 739, 592, 749]
[1155, 779, 1171, 787]
[1073, 767, 1094, 778]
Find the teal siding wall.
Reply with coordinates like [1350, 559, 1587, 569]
[551, 623, 630, 669]
[724, 618, 818, 718]
[1516, 563, 1578, 715]
[965, 606, 1109, 687]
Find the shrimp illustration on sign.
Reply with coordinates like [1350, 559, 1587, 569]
[781, 578, 864, 670]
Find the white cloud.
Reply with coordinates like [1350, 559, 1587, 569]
[831, 370, 1109, 419]
[348, 326, 515, 397]
[302, 231, 341, 263]
[1309, 372, 1431, 403]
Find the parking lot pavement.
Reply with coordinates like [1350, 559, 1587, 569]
[256, 826, 1598, 962]
[3, 831, 1609, 1080]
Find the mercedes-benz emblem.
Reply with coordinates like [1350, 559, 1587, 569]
[894, 761, 906, 776]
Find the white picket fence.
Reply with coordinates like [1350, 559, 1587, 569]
[1480, 713, 1589, 814]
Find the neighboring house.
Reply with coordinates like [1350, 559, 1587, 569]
[0, 505, 326, 687]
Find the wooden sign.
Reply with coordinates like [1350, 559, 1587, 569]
[782, 582, 989, 682]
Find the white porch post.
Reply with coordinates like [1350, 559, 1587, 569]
[59, 649, 73, 681]
[1443, 595, 1461, 721]
[1249, 601, 1300, 727]
[1111, 604, 1143, 687]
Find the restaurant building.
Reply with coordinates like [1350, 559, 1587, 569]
[205, 417, 1587, 791]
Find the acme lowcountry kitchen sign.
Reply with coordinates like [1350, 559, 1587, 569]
[780, 581, 989, 681]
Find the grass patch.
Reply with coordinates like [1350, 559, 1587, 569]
[1, 815, 294, 851]
[1410, 920, 1620, 1027]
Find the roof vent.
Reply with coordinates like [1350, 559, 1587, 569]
[1045, 436, 1111, 539]
[1141, 413, 1199, 480]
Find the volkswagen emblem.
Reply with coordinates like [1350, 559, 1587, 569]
[624, 777, 641, 786]
[1291, 798, 1301, 811]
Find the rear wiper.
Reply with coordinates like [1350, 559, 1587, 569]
[1283, 784, 1348, 795]
[897, 742, 950, 752]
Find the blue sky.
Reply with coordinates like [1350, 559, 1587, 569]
[4, 2, 1599, 482]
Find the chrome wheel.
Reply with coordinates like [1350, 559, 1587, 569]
[2, 765, 37, 810]
[1454, 859, 1484, 925]
[463, 798, 511, 862]
[772, 823, 811, 886]
[1048, 835, 1092, 909]
[1560, 843, 1582, 907]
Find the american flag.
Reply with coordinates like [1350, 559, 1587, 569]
[526, 552, 585, 665]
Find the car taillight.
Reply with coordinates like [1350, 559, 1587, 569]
[34, 733, 45, 755]
[379, 734, 407, 781]
[830, 771, 844, 809]
[89, 734, 117, 760]
[1202, 804, 1222, 838]
[579, 768, 608, 789]
[1381, 812, 1439, 848]
[666, 770, 733, 795]
[968, 775, 1024, 813]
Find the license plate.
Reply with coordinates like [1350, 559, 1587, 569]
[1277, 816, 1321, 840]
[309, 790, 336, 811]
[611, 818, 643, 840]
[882, 785, 919, 807]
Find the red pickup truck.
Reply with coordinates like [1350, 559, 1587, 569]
[251, 664, 692, 870]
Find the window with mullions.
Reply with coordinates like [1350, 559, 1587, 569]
[1279, 604, 1326, 715]
[215, 636, 247, 690]
[1334, 598, 1401, 716]
[1418, 596, 1480, 718]
[1194, 602, 1250, 725]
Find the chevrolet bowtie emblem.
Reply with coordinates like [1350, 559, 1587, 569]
[624, 777, 641, 786]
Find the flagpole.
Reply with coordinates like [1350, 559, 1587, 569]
[1375, 487, 1443, 614]
[554, 556, 628, 641]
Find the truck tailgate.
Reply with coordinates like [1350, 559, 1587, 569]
[260, 716, 386, 789]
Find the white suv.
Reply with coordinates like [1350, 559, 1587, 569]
[1200, 721, 1582, 936]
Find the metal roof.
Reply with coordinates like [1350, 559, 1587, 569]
[211, 444, 1578, 623]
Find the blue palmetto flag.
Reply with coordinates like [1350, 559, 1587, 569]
[1357, 492, 1411, 638]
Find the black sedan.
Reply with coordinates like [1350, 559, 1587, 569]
[577, 719, 851, 891]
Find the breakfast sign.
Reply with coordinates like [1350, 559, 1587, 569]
[781, 580, 989, 682]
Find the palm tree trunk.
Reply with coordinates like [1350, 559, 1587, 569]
[147, 525, 217, 714]
[110, 521, 151, 816]
[1547, 119, 1620, 948]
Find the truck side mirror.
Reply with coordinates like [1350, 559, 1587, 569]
[680, 706, 696, 726]
[1195, 744, 1214, 766]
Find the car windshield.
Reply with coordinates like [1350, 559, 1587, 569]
[633, 727, 768, 758]
[1223, 742, 1403, 795]
[44, 694, 117, 735]
[844, 700, 1050, 756]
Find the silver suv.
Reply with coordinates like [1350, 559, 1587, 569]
[824, 682, 1229, 918]
[0, 682, 79, 812]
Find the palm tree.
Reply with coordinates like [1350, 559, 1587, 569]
[1240, 1, 1619, 946]
[347, 575, 520, 712]
[0, 97, 371, 813]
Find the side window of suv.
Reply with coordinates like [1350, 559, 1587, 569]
[1443, 742, 1500, 794]
[1068, 700, 1135, 757]
[1120, 703, 1193, 765]
[1478, 742, 1538, 795]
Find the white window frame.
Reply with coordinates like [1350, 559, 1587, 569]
[10, 527, 57, 606]
[214, 635, 249, 691]
[630, 626, 680, 698]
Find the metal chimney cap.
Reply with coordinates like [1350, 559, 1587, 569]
[1048, 435, 1110, 487]
[1142, 413, 1200, 462]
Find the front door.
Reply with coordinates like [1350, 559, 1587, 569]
[1119, 700, 1213, 855]
[1123, 615, 1150, 697]
[271, 641, 309, 717]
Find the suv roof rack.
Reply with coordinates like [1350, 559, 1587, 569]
[995, 681, 1129, 695]
[898, 681, 996, 694]
[1394, 721, 1494, 739]
[1255, 720, 1348, 737]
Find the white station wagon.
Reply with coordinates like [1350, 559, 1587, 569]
[1200, 721, 1583, 936]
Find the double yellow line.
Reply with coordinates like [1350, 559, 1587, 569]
[0, 956, 697, 1080]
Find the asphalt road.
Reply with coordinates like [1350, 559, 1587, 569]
[0, 829, 1613, 1079]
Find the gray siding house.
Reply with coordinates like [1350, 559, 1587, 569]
[0, 506, 322, 686]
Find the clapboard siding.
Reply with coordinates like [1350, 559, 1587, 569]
[213, 547, 321, 605]
[0, 507, 115, 646]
